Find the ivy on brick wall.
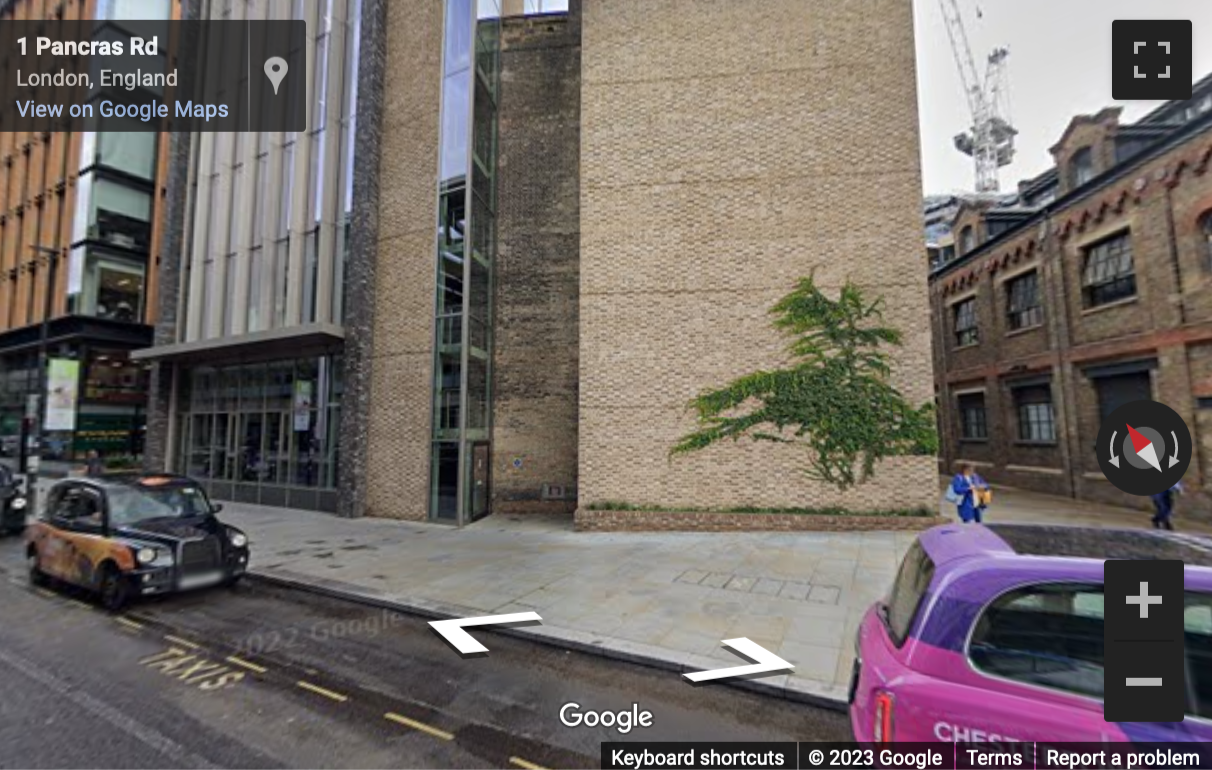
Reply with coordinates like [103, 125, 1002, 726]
[672, 276, 938, 491]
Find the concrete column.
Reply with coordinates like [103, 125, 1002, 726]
[285, 0, 321, 326]
[315, 0, 348, 325]
[184, 132, 214, 342]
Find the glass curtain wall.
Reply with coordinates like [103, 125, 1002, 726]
[429, 0, 500, 523]
[175, 356, 343, 512]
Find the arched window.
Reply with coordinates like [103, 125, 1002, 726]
[959, 225, 975, 255]
[1070, 147, 1095, 188]
[1202, 212, 1212, 269]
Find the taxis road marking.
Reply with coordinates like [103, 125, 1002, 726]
[67, 598, 93, 611]
[163, 634, 199, 649]
[384, 711, 454, 741]
[115, 616, 144, 631]
[34, 587, 55, 599]
[297, 680, 348, 702]
[510, 758, 549, 770]
[226, 655, 268, 673]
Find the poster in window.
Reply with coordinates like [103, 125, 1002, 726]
[45, 359, 80, 431]
[293, 380, 313, 432]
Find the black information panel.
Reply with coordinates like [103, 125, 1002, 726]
[1103, 559, 1186, 722]
[0, 19, 305, 132]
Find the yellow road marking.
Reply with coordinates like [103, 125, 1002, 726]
[384, 712, 454, 741]
[114, 617, 144, 631]
[510, 758, 549, 770]
[297, 680, 348, 702]
[34, 588, 55, 599]
[226, 656, 268, 674]
[67, 599, 93, 610]
[164, 635, 199, 649]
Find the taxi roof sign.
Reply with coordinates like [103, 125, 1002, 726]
[138, 476, 177, 487]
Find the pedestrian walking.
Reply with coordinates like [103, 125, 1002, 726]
[1150, 481, 1184, 531]
[946, 462, 990, 524]
[85, 449, 105, 478]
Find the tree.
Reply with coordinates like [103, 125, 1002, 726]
[672, 276, 937, 490]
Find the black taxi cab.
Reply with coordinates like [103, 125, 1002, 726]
[25, 474, 250, 610]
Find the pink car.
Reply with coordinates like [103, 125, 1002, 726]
[850, 523, 1212, 742]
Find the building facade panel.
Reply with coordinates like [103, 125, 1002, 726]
[492, 8, 581, 515]
[579, 0, 934, 512]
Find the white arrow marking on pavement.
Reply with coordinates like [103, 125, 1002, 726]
[1109, 430, 1120, 468]
[429, 612, 542, 655]
[683, 638, 794, 683]
[1169, 430, 1181, 468]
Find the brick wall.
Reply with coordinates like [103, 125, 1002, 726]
[578, 0, 936, 512]
[575, 509, 948, 533]
[931, 115, 1212, 521]
[493, 8, 582, 515]
[360, 0, 445, 521]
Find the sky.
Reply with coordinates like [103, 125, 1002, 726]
[913, 0, 1212, 195]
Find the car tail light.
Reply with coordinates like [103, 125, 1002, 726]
[872, 690, 894, 744]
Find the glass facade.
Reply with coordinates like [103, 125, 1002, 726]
[429, 0, 501, 523]
[174, 356, 344, 513]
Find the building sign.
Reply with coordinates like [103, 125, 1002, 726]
[293, 380, 313, 431]
[74, 414, 136, 453]
[45, 358, 80, 431]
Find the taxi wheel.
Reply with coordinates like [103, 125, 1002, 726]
[27, 550, 47, 587]
[98, 565, 130, 612]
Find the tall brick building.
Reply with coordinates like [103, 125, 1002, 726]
[143, 0, 934, 523]
[0, 0, 173, 471]
[929, 74, 1212, 518]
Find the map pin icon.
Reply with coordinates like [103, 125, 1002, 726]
[264, 56, 288, 95]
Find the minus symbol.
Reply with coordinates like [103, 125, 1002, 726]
[1126, 678, 1163, 686]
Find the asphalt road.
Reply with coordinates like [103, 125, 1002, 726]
[0, 536, 852, 769]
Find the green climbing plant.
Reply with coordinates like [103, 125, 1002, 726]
[671, 275, 938, 491]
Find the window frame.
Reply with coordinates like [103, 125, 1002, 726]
[953, 297, 979, 347]
[1070, 146, 1095, 188]
[1013, 383, 1056, 444]
[1081, 232, 1136, 308]
[1200, 211, 1212, 271]
[1005, 270, 1043, 331]
[958, 392, 988, 441]
[959, 225, 975, 255]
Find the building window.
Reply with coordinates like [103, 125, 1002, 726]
[1082, 233, 1135, 307]
[1070, 147, 1095, 188]
[958, 392, 988, 440]
[1094, 370, 1152, 422]
[959, 225, 975, 255]
[1201, 211, 1212, 270]
[953, 298, 979, 347]
[1014, 384, 1056, 443]
[1005, 270, 1043, 330]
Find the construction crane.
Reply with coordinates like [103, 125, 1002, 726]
[938, 0, 1017, 192]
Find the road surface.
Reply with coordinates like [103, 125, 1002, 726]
[0, 537, 852, 768]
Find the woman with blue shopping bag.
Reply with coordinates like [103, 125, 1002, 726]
[944, 462, 990, 523]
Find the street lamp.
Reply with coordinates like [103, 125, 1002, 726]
[21, 244, 63, 515]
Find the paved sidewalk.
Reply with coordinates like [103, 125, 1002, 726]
[217, 482, 1206, 706]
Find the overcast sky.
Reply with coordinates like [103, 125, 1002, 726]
[913, 0, 1212, 195]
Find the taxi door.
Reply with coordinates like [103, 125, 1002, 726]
[40, 484, 108, 588]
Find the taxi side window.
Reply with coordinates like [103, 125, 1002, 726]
[884, 541, 935, 647]
[51, 487, 103, 529]
[1185, 592, 1212, 719]
[969, 582, 1104, 699]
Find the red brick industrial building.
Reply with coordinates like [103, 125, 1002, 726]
[929, 74, 1212, 518]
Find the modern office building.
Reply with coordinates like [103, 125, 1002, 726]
[142, 0, 934, 523]
[928, 73, 1212, 516]
[0, 0, 172, 470]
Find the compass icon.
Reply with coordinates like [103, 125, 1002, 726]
[1097, 399, 1191, 496]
